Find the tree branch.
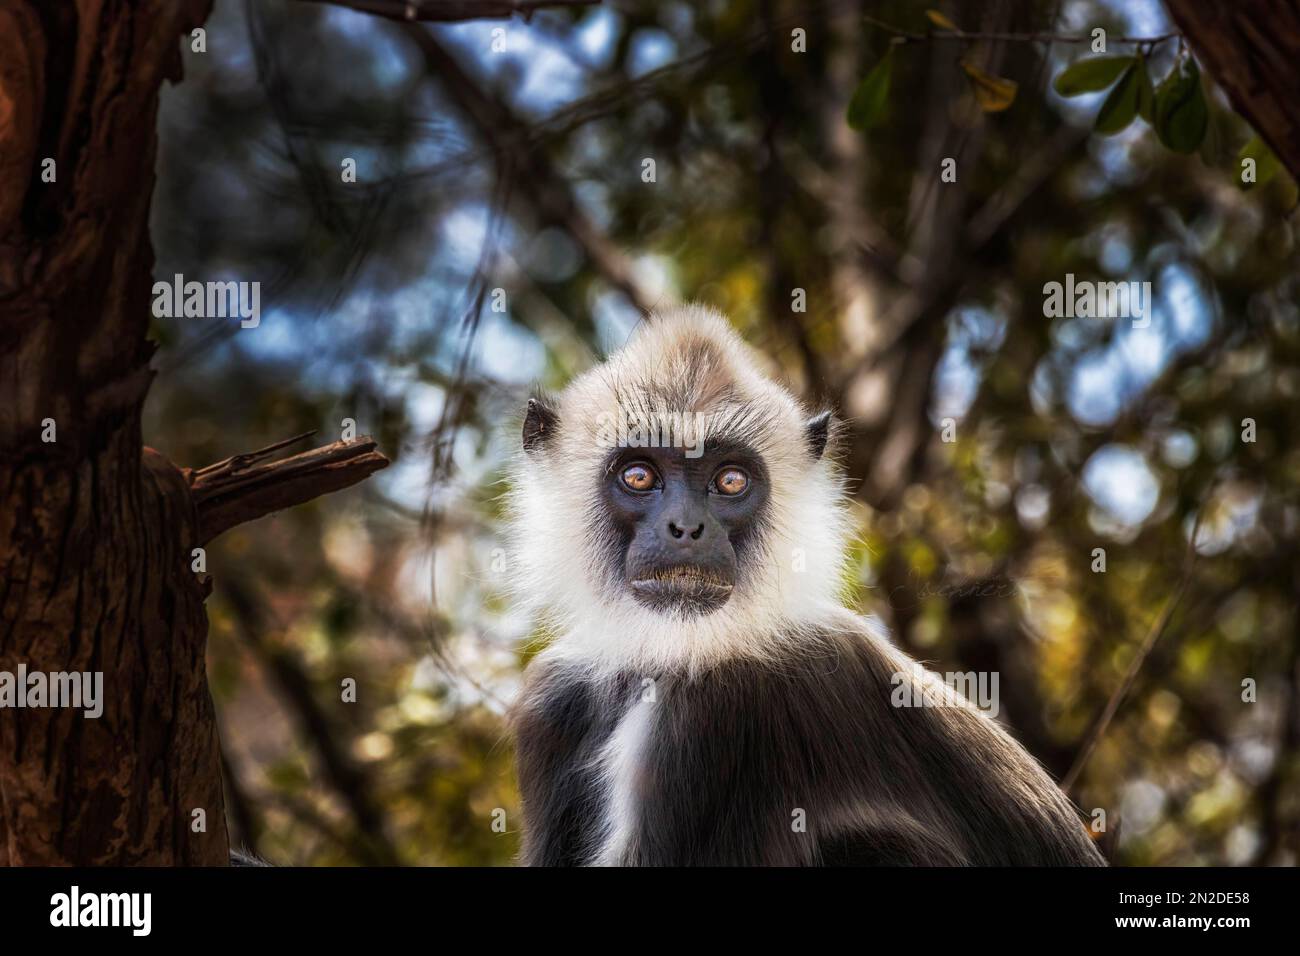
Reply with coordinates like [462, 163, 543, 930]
[297, 0, 599, 23]
[188, 434, 390, 544]
[404, 26, 658, 315]
[223, 575, 403, 866]
[863, 14, 1179, 47]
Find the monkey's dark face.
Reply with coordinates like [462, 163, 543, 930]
[599, 443, 770, 616]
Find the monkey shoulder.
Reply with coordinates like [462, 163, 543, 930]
[812, 617, 1106, 865]
[697, 617, 1106, 867]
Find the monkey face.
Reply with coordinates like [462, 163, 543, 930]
[514, 309, 844, 670]
[599, 443, 770, 616]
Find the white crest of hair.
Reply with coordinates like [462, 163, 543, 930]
[506, 304, 853, 677]
[590, 697, 655, 865]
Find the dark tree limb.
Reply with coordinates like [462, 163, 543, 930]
[187, 434, 390, 545]
[221, 748, 265, 858]
[223, 576, 402, 866]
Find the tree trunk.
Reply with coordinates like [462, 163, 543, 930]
[1165, 0, 1300, 180]
[0, 0, 226, 865]
[0, 1, 390, 866]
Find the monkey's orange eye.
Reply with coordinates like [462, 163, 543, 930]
[713, 467, 749, 496]
[620, 463, 658, 492]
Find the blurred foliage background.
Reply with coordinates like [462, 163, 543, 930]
[144, 0, 1300, 865]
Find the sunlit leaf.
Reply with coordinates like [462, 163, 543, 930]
[961, 60, 1017, 113]
[925, 9, 959, 31]
[1238, 135, 1281, 190]
[1053, 56, 1133, 96]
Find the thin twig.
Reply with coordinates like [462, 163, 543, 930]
[1061, 508, 1207, 794]
[863, 15, 1180, 47]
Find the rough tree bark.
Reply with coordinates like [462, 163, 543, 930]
[0, 3, 387, 865]
[1165, 0, 1300, 180]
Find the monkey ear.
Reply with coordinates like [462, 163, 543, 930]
[523, 397, 559, 453]
[804, 410, 832, 460]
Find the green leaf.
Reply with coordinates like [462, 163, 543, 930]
[961, 59, 1018, 113]
[1095, 63, 1140, 134]
[1199, 103, 1226, 165]
[1238, 135, 1282, 190]
[1153, 58, 1208, 153]
[847, 48, 893, 131]
[1053, 56, 1134, 96]
[1135, 57, 1154, 122]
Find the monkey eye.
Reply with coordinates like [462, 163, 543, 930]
[620, 462, 659, 493]
[712, 466, 749, 497]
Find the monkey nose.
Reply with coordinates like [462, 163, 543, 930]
[667, 520, 705, 541]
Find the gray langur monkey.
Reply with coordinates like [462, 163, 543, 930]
[507, 305, 1104, 866]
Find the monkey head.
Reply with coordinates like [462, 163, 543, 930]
[509, 305, 848, 672]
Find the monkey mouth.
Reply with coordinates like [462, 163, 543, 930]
[629, 566, 733, 615]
